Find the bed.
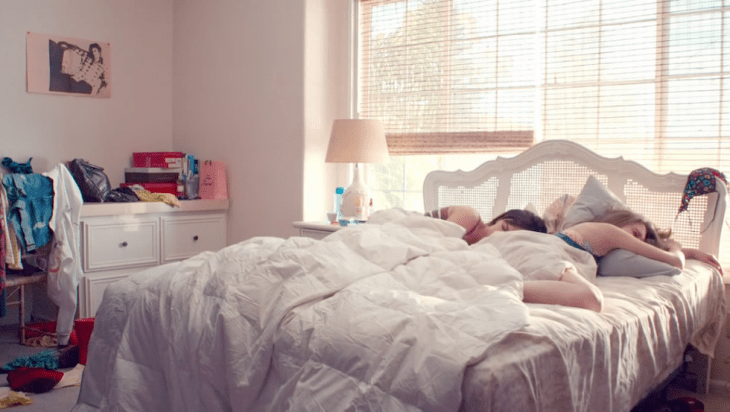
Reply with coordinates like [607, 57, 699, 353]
[72, 140, 727, 412]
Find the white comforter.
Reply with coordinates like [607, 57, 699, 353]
[72, 209, 531, 412]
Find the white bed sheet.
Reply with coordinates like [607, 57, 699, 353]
[460, 261, 726, 412]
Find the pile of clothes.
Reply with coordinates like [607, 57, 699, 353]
[0, 318, 94, 408]
[0, 157, 83, 347]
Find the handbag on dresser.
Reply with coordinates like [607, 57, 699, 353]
[67, 159, 111, 202]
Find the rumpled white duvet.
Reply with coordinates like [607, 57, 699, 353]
[72, 209, 726, 412]
[72, 209, 532, 412]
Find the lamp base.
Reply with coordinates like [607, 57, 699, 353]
[340, 187, 370, 221]
[339, 164, 370, 221]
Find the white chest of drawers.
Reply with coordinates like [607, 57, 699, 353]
[292, 221, 343, 240]
[79, 199, 229, 317]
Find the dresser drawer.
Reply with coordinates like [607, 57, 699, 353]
[80, 269, 150, 318]
[300, 228, 332, 240]
[161, 214, 226, 262]
[82, 217, 160, 271]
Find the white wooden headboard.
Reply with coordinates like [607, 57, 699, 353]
[423, 140, 728, 257]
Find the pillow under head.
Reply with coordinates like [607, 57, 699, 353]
[598, 249, 682, 278]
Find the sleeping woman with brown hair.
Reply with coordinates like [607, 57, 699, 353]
[426, 206, 547, 244]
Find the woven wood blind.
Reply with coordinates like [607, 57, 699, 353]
[357, 0, 730, 176]
[358, 0, 536, 154]
[386, 131, 533, 154]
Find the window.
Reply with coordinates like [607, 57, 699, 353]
[358, 0, 729, 262]
[358, 0, 535, 154]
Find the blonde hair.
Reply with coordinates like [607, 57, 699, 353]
[592, 208, 672, 250]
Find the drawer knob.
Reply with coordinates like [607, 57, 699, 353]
[193, 235, 199, 241]
[121, 241, 128, 247]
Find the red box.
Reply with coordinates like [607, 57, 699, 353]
[133, 152, 184, 168]
[121, 182, 177, 195]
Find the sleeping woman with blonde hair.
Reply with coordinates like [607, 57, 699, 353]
[562, 208, 722, 274]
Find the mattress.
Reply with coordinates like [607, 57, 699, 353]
[460, 261, 726, 412]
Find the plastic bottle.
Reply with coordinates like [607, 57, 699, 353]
[334, 187, 344, 219]
[186, 174, 199, 199]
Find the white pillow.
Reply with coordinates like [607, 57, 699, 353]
[561, 175, 625, 229]
[562, 175, 681, 278]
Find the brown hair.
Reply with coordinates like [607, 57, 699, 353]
[489, 209, 547, 233]
[426, 207, 548, 233]
[592, 208, 672, 249]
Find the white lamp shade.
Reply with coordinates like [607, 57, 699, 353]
[325, 119, 389, 164]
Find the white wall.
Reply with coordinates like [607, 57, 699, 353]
[0, 0, 174, 184]
[303, 0, 354, 223]
[0, 0, 350, 324]
[0, 0, 173, 325]
[1, 0, 350, 245]
[173, 0, 351, 243]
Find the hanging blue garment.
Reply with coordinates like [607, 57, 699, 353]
[1, 157, 33, 174]
[2, 174, 54, 253]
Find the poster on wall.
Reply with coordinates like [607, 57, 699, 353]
[27, 32, 111, 98]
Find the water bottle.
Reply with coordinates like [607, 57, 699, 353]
[186, 174, 199, 199]
[335, 187, 344, 220]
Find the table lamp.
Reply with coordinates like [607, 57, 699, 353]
[325, 119, 389, 221]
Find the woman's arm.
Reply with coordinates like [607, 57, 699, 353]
[569, 222, 686, 269]
[682, 248, 724, 275]
[523, 266, 603, 312]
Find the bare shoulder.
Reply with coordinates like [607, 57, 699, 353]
[568, 221, 618, 235]
[567, 222, 625, 255]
